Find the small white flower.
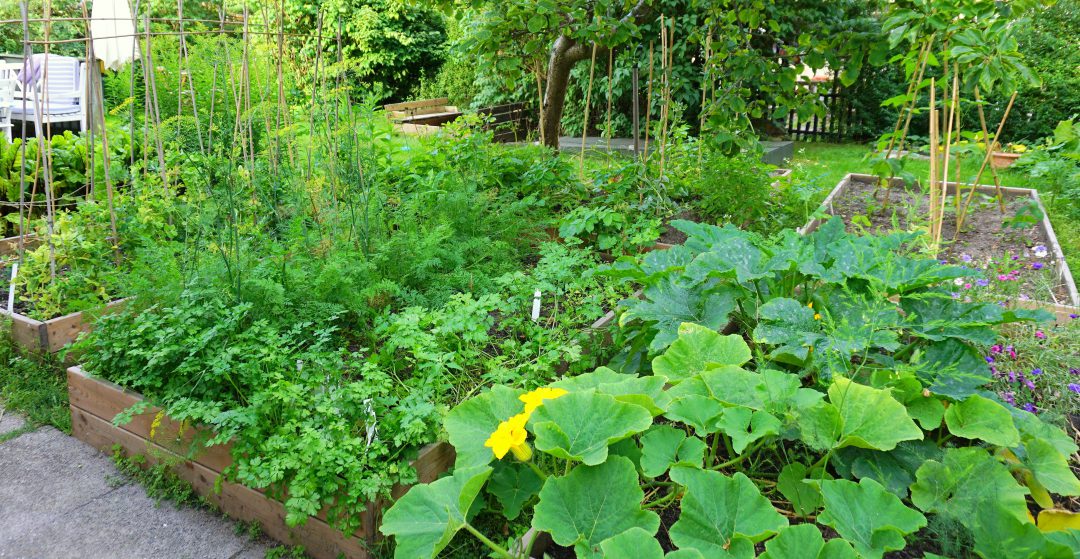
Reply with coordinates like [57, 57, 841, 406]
[1034, 245, 1049, 258]
[954, 278, 965, 286]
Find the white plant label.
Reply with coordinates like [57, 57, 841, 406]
[531, 290, 542, 322]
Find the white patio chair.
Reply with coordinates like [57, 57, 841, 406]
[7, 54, 87, 137]
[0, 61, 15, 142]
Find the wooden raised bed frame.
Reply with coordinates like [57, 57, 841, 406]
[800, 173, 1080, 313]
[68, 366, 455, 559]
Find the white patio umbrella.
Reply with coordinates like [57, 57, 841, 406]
[89, 0, 139, 71]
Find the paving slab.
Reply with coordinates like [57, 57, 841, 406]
[0, 409, 26, 436]
[0, 427, 271, 559]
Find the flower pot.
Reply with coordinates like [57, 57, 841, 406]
[991, 151, 1021, 169]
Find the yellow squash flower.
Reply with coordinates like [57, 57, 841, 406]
[520, 387, 568, 414]
[484, 413, 533, 461]
[814, 313, 822, 320]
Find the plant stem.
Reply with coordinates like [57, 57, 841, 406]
[463, 522, 514, 559]
[527, 461, 548, 481]
[712, 441, 764, 471]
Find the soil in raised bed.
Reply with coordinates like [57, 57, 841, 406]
[659, 209, 703, 246]
[829, 177, 1071, 303]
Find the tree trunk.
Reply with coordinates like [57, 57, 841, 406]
[541, 36, 589, 151]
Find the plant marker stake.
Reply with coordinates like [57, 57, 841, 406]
[8, 263, 18, 315]
[532, 290, 542, 322]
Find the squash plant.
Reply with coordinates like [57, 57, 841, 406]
[382, 325, 1080, 558]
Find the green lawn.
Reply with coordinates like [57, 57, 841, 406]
[789, 142, 1080, 272]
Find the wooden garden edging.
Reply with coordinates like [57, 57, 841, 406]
[67, 366, 455, 559]
[799, 173, 1080, 311]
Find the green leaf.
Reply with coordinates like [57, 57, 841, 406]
[669, 466, 788, 558]
[944, 394, 1020, 447]
[551, 367, 670, 415]
[532, 457, 660, 557]
[652, 323, 751, 384]
[526, 15, 546, 33]
[380, 466, 493, 559]
[716, 408, 781, 454]
[640, 425, 707, 478]
[817, 478, 926, 559]
[622, 277, 740, 352]
[531, 390, 652, 465]
[752, 298, 820, 364]
[918, 339, 992, 399]
[664, 395, 725, 436]
[973, 505, 1075, 559]
[910, 447, 1030, 524]
[444, 386, 525, 469]
[828, 376, 922, 451]
[836, 440, 941, 499]
[599, 527, 664, 559]
[488, 461, 542, 521]
[699, 366, 767, 409]
[776, 462, 824, 517]
[759, 524, 857, 559]
[1023, 437, 1080, 496]
[797, 401, 842, 451]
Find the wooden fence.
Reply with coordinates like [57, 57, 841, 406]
[773, 80, 856, 142]
[478, 102, 531, 143]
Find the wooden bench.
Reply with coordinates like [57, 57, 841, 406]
[384, 97, 462, 135]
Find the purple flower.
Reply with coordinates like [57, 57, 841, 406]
[1032, 262, 1044, 270]
[1070, 313, 1078, 319]
[976, 279, 990, 287]
[1023, 402, 1038, 413]
[998, 274, 1010, 281]
[1034, 245, 1048, 258]
[1008, 371, 1017, 383]
[940, 260, 949, 265]
[1001, 391, 1016, 404]
[1031, 368, 1043, 375]
[1011, 255, 1020, 261]
[1069, 383, 1080, 394]
[991, 344, 1003, 354]
[1035, 330, 1047, 340]
[1024, 379, 1037, 390]
[961, 253, 973, 262]
[986, 355, 995, 364]
[1019, 293, 1030, 301]
[964, 283, 972, 289]
[1071, 368, 1080, 376]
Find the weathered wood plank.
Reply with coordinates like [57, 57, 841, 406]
[1, 309, 46, 352]
[67, 367, 234, 473]
[383, 97, 449, 112]
[44, 298, 129, 353]
[70, 406, 372, 559]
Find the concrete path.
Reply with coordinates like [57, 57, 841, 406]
[0, 407, 272, 559]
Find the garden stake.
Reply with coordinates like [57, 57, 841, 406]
[928, 78, 939, 248]
[957, 90, 1017, 233]
[605, 47, 613, 154]
[936, 67, 958, 247]
[579, 41, 597, 176]
[972, 86, 1006, 213]
[643, 40, 654, 159]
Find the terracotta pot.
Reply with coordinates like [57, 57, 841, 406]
[991, 151, 1021, 169]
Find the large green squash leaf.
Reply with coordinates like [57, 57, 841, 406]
[910, 447, 1030, 524]
[758, 524, 858, 559]
[639, 425, 707, 478]
[551, 367, 670, 415]
[944, 394, 1020, 447]
[817, 478, 926, 559]
[752, 297, 821, 364]
[532, 456, 660, 558]
[599, 527, 665, 559]
[917, 339, 992, 399]
[652, 323, 751, 384]
[716, 407, 781, 454]
[776, 462, 825, 517]
[699, 366, 767, 409]
[664, 395, 725, 436]
[444, 385, 526, 468]
[487, 461, 542, 520]
[972, 505, 1074, 559]
[828, 376, 922, 451]
[531, 390, 652, 465]
[380, 466, 493, 559]
[669, 466, 788, 558]
[621, 275, 740, 351]
[1022, 436, 1080, 496]
[833, 440, 941, 499]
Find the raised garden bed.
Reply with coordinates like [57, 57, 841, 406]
[67, 366, 455, 559]
[1, 298, 127, 353]
[800, 173, 1080, 312]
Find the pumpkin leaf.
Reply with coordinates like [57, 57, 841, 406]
[828, 376, 923, 451]
[776, 462, 824, 517]
[444, 385, 526, 468]
[599, 527, 665, 559]
[652, 323, 751, 384]
[759, 524, 858, 559]
[669, 466, 788, 558]
[380, 466, 493, 559]
[910, 447, 1030, 524]
[532, 457, 660, 557]
[531, 390, 652, 465]
[487, 461, 542, 521]
[640, 425, 708, 478]
[1023, 437, 1080, 496]
[944, 394, 1020, 447]
[817, 478, 926, 559]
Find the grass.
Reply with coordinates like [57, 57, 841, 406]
[0, 323, 71, 435]
[789, 142, 1080, 271]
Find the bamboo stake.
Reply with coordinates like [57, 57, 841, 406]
[698, 30, 711, 166]
[17, 0, 30, 257]
[957, 90, 1018, 232]
[177, 0, 205, 154]
[937, 67, 958, 247]
[306, 10, 324, 180]
[605, 47, 613, 153]
[35, 0, 58, 280]
[973, 86, 1006, 212]
[580, 42, 598, 174]
[142, 10, 169, 191]
[928, 78, 938, 247]
[884, 39, 933, 159]
[535, 71, 545, 146]
[658, 16, 674, 179]
[128, 0, 140, 177]
[80, 1, 120, 264]
[643, 41, 654, 159]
